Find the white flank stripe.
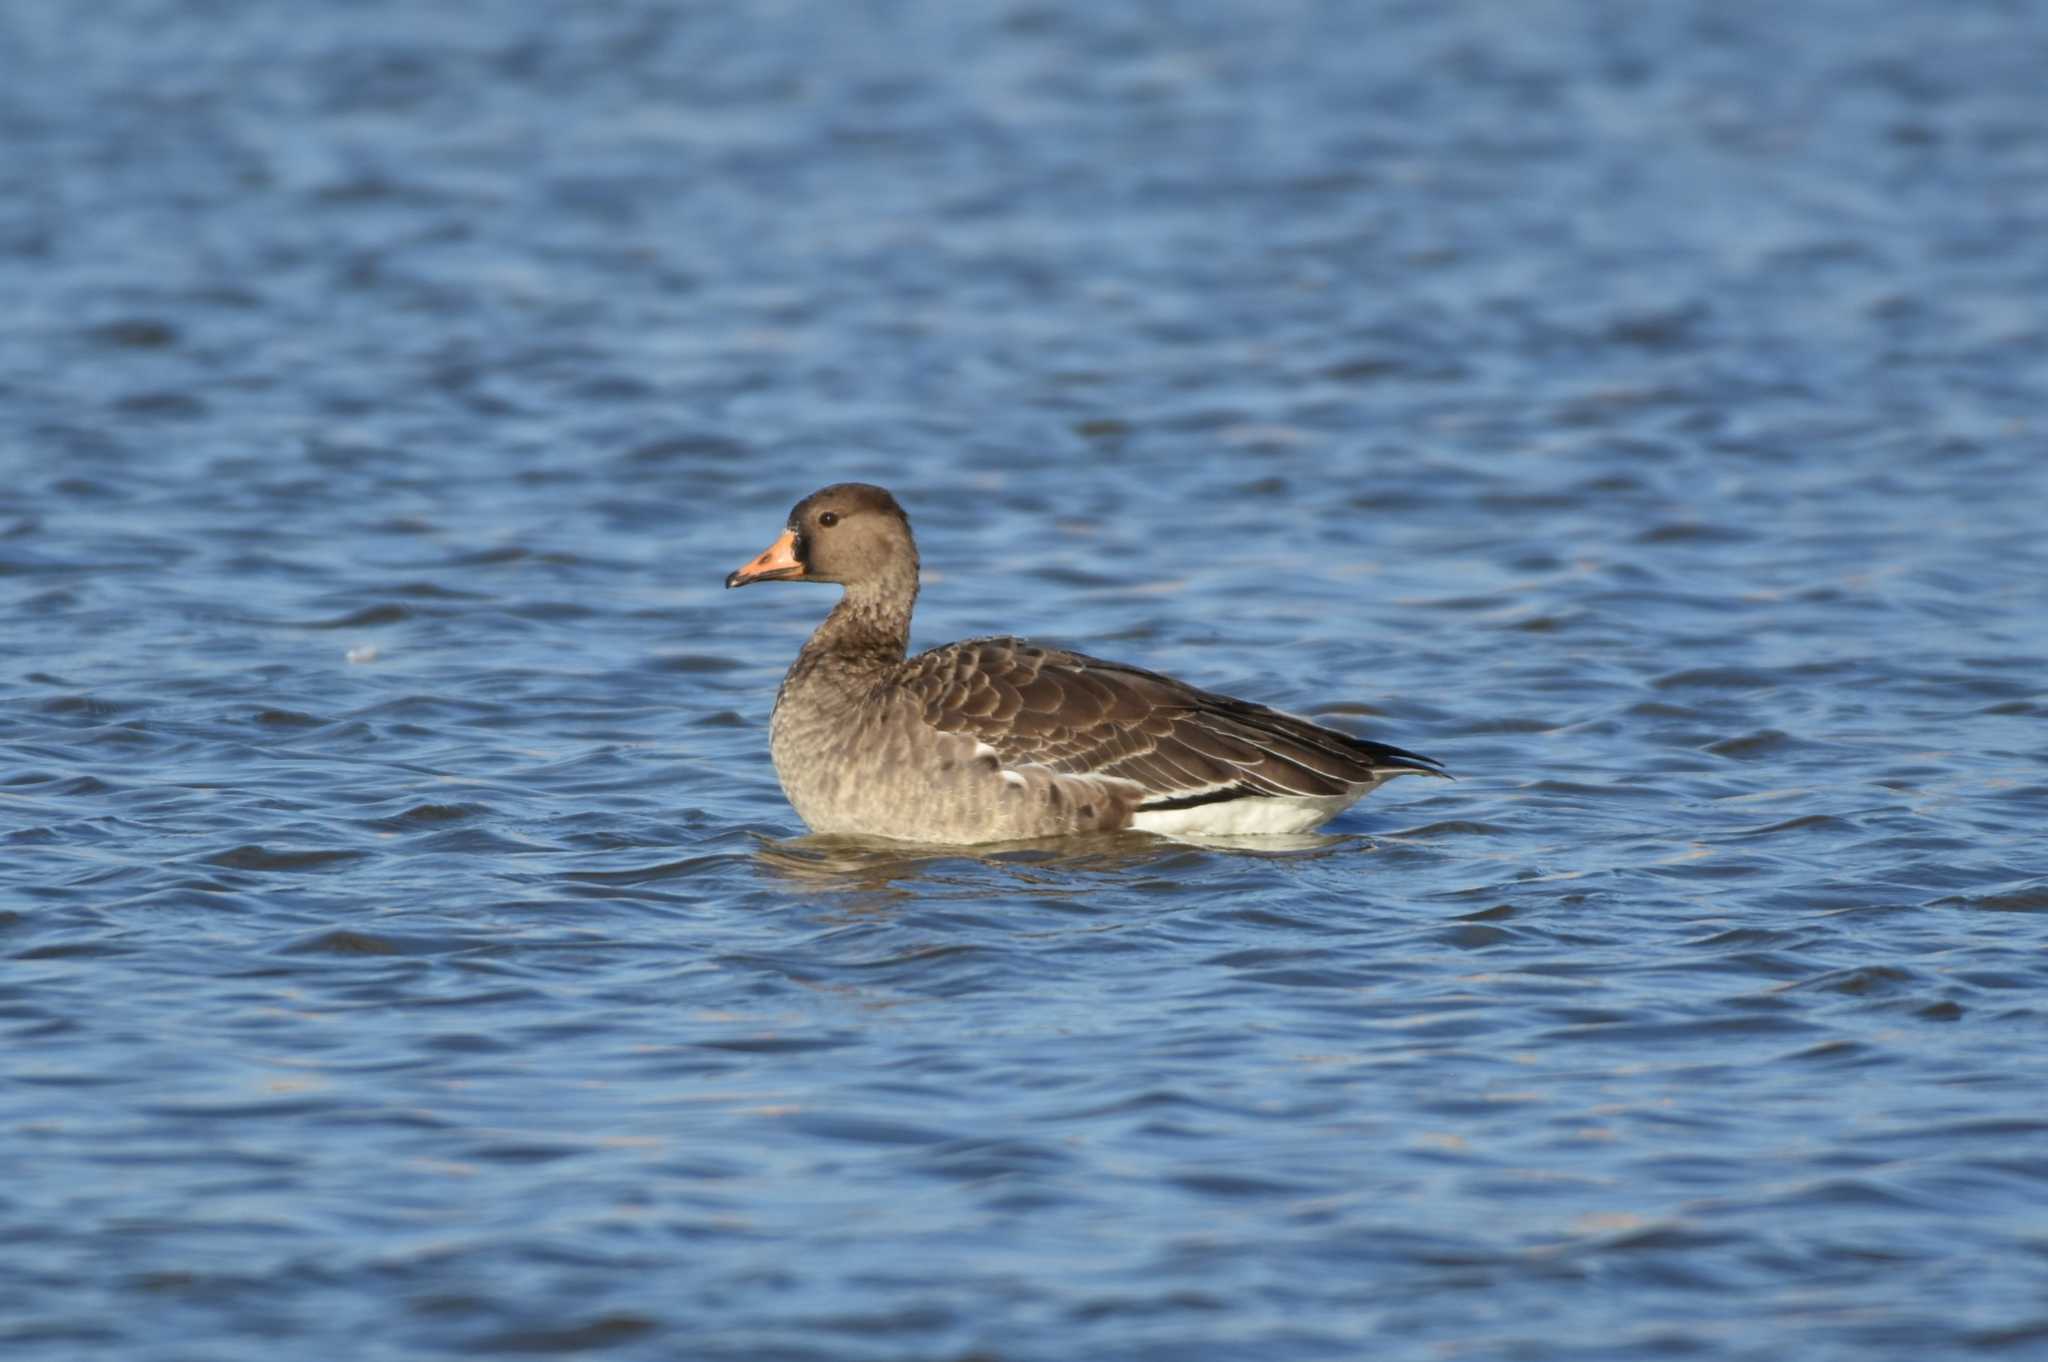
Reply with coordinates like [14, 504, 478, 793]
[1130, 792, 1361, 837]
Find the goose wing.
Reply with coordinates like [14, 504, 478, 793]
[893, 637, 1443, 812]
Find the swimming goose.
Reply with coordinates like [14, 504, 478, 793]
[724, 483, 1445, 843]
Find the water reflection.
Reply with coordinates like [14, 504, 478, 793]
[749, 828, 1377, 894]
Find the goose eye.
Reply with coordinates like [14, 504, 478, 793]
[818, 511, 840, 528]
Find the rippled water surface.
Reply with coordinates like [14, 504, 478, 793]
[6, 2, 2048, 1358]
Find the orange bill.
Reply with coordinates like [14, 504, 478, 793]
[724, 528, 805, 588]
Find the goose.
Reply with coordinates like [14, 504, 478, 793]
[724, 483, 1445, 842]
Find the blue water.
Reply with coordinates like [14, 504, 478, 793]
[5, 2, 2048, 1358]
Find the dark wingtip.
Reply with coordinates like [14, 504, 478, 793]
[1348, 736, 1449, 779]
